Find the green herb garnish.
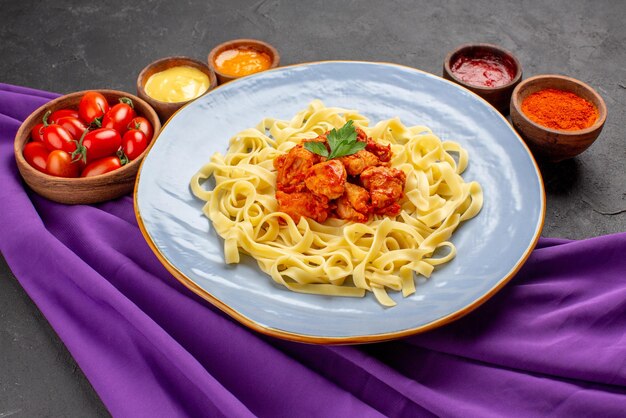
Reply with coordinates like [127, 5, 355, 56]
[304, 120, 366, 159]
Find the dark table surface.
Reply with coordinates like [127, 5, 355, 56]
[1, 0, 625, 415]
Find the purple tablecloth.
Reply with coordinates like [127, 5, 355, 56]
[1, 83, 625, 417]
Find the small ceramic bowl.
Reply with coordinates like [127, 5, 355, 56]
[208, 38, 280, 84]
[14, 89, 161, 204]
[137, 56, 217, 122]
[510, 74, 607, 162]
[443, 43, 522, 115]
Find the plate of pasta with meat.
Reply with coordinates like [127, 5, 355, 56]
[135, 61, 545, 344]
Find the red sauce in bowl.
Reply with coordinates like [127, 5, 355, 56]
[450, 53, 516, 88]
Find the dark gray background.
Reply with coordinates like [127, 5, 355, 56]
[1, 0, 625, 416]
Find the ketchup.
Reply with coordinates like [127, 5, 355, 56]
[450, 53, 515, 88]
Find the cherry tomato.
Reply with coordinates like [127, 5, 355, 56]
[102, 98, 136, 134]
[73, 128, 122, 162]
[81, 156, 122, 177]
[78, 91, 109, 124]
[31, 123, 45, 142]
[50, 109, 79, 123]
[47, 150, 81, 178]
[122, 130, 148, 160]
[42, 124, 76, 153]
[23, 142, 49, 173]
[127, 116, 153, 142]
[55, 116, 88, 140]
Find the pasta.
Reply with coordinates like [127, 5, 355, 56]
[190, 100, 483, 306]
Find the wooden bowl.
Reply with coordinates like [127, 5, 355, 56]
[443, 43, 522, 115]
[208, 38, 280, 84]
[510, 74, 607, 162]
[137, 56, 217, 122]
[14, 89, 161, 205]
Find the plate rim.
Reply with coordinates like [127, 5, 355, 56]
[133, 60, 546, 345]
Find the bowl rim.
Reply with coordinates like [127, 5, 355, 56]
[14, 88, 161, 183]
[510, 73, 607, 136]
[136, 56, 218, 106]
[443, 42, 523, 91]
[207, 38, 280, 80]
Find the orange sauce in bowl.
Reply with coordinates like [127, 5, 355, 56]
[214, 47, 272, 77]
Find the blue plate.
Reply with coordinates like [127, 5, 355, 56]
[134, 61, 545, 344]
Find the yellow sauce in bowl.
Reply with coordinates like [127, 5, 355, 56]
[144, 66, 210, 103]
[214, 47, 272, 77]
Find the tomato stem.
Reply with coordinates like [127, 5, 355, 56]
[71, 129, 89, 163]
[90, 116, 102, 129]
[117, 149, 129, 166]
[119, 97, 134, 108]
[42, 110, 52, 127]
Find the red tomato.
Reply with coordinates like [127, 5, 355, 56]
[56, 116, 88, 140]
[127, 116, 153, 142]
[78, 91, 109, 123]
[31, 123, 45, 142]
[50, 109, 79, 123]
[23, 142, 49, 173]
[81, 156, 122, 177]
[122, 130, 148, 160]
[42, 124, 76, 153]
[74, 128, 122, 162]
[47, 150, 81, 178]
[102, 98, 136, 134]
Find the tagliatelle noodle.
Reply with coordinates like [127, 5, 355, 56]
[190, 100, 483, 307]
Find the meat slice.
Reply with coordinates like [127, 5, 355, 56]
[275, 190, 330, 223]
[304, 160, 347, 200]
[274, 144, 322, 193]
[355, 127, 392, 162]
[335, 183, 371, 222]
[360, 166, 406, 214]
[338, 149, 381, 176]
[365, 138, 392, 163]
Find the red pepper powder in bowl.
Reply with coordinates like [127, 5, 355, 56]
[521, 88, 598, 131]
